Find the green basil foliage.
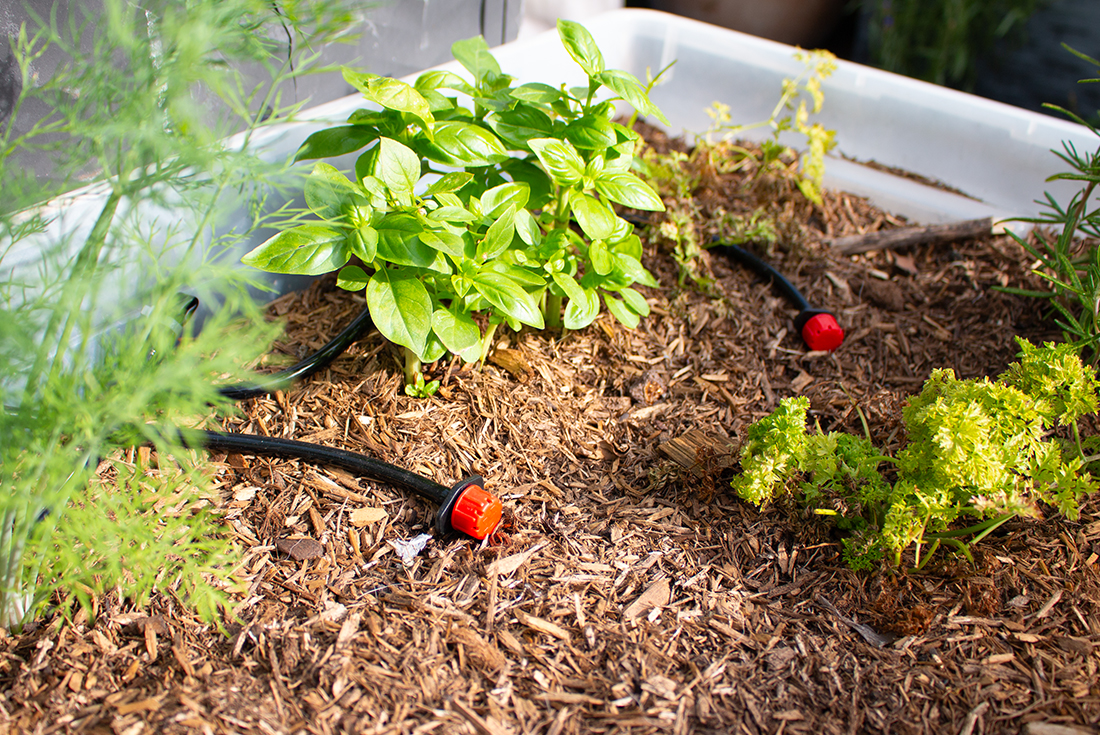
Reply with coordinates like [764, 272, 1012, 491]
[730, 339, 1100, 571]
[243, 21, 668, 386]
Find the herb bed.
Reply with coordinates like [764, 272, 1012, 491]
[3, 132, 1098, 732]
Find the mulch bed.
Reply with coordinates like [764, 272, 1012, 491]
[1, 136, 1098, 735]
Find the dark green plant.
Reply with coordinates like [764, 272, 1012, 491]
[0, 0, 354, 630]
[861, 0, 1049, 89]
[241, 20, 668, 388]
[730, 338, 1099, 570]
[1000, 46, 1100, 364]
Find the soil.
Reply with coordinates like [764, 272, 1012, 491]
[1, 135, 1099, 735]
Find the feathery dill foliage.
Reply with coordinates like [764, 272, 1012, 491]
[0, 0, 356, 630]
[730, 339, 1100, 571]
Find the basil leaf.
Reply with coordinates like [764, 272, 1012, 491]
[367, 269, 432, 356]
[615, 252, 658, 287]
[604, 294, 641, 329]
[424, 121, 509, 167]
[569, 192, 617, 241]
[425, 171, 474, 196]
[565, 116, 617, 150]
[509, 82, 563, 105]
[431, 308, 482, 363]
[295, 125, 379, 162]
[336, 265, 370, 291]
[415, 69, 476, 96]
[419, 228, 466, 258]
[352, 72, 437, 131]
[480, 183, 530, 219]
[242, 225, 350, 275]
[556, 19, 604, 77]
[589, 239, 613, 276]
[514, 208, 542, 246]
[489, 107, 554, 149]
[595, 171, 665, 211]
[595, 69, 671, 126]
[618, 286, 650, 316]
[478, 203, 516, 260]
[563, 286, 600, 330]
[529, 138, 584, 186]
[376, 138, 422, 197]
[352, 225, 378, 263]
[472, 271, 544, 328]
[304, 162, 365, 221]
[451, 36, 501, 85]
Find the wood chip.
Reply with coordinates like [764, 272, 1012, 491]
[623, 578, 670, 621]
[350, 507, 388, 527]
[277, 537, 325, 560]
[514, 610, 570, 640]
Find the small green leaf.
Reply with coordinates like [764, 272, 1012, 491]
[618, 287, 650, 316]
[418, 228, 466, 258]
[514, 208, 542, 246]
[557, 19, 604, 77]
[529, 138, 584, 186]
[428, 206, 478, 224]
[424, 121, 509, 167]
[478, 204, 517, 260]
[500, 158, 553, 210]
[432, 308, 482, 363]
[595, 171, 665, 211]
[415, 69, 476, 96]
[295, 126, 379, 162]
[242, 225, 350, 275]
[304, 163, 365, 221]
[336, 265, 370, 291]
[425, 171, 474, 196]
[480, 183, 530, 219]
[472, 271, 544, 328]
[452, 36, 501, 84]
[563, 286, 600, 330]
[589, 239, 613, 275]
[361, 75, 435, 131]
[489, 107, 554, 148]
[352, 226, 378, 262]
[595, 69, 670, 125]
[614, 252, 657, 287]
[510, 83, 563, 105]
[604, 294, 641, 328]
[376, 138, 422, 196]
[366, 269, 432, 356]
[570, 192, 617, 241]
[565, 116, 617, 150]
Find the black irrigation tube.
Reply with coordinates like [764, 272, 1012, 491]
[218, 305, 377, 400]
[708, 240, 844, 352]
[620, 212, 843, 351]
[208, 303, 503, 540]
[191, 430, 496, 537]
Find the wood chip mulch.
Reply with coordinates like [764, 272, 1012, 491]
[1, 142, 1099, 735]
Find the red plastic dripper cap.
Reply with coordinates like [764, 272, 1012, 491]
[802, 313, 844, 352]
[449, 484, 503, 539]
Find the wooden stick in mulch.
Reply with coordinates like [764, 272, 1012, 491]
[828, 216, 994, 255]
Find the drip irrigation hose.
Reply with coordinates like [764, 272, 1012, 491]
[620, 211, 843, 351]
[218, 305, 377, 400]
[200, 299, 502, 539]
[709, 240, 844, 352]
[191, 430, 499, 538]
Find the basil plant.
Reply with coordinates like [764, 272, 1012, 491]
[242, 20, 668, 390]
